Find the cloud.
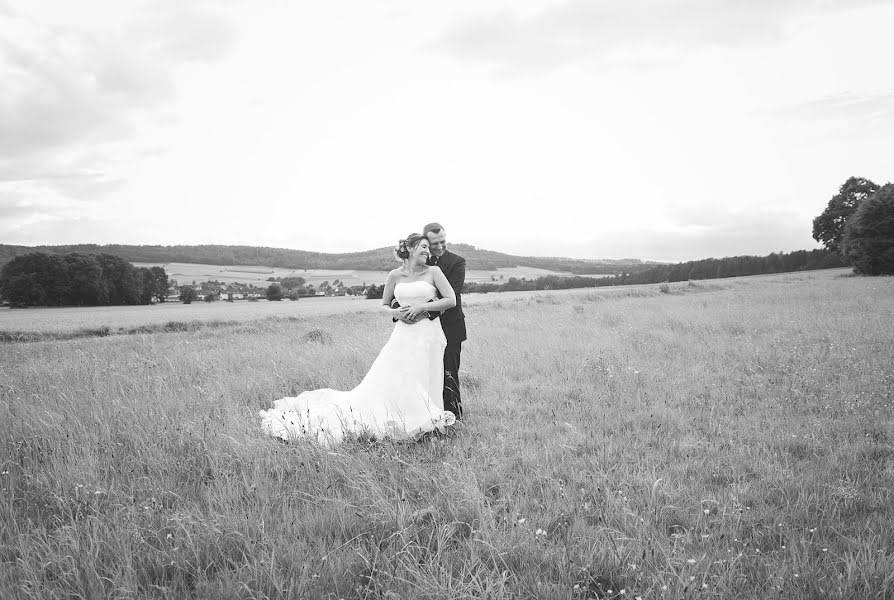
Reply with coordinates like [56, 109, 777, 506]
[626, 207, 816, 261]
[0, 1, 237, 208]
[0, 201, 43, 220]
[761, 90, 894, 125]
[501, 205, 816, 261]
[0, 211, 114, 246]
[128, 7, 239, 63]
[432, 0, 890, 73]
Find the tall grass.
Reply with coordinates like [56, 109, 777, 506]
[1, 271, 892, 599]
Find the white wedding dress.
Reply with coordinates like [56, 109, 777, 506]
[260, 281, 456, 445]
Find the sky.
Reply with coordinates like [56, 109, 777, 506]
[1, 0, 892, 262]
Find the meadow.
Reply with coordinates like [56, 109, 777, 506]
[0, 295, 379, 337]
[0, 280, 653, 337]
[1, 269, 892, 599]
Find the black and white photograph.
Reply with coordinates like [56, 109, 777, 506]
[1, 1, 893, 598]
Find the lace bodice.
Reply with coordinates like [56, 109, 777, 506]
[394, 280, 437, 305]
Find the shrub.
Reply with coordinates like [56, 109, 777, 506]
[303, 328, 332, 344]
[658, 281, 670, 294]
[365, 284, 385, 300]
[842, 183, 894, 275]
[266, 284, 284, 301]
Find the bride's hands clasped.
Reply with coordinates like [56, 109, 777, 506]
[404, 304, 429, 320]
[391, 305, 411, 319]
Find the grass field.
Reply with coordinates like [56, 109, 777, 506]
[1, 269, 892, 599]
[0, 295, 378, 336]
[0, 279, 658, 337]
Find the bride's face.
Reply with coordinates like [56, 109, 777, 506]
[411, 239, 431, 263]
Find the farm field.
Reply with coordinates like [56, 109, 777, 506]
[133, 262, 577, 287]
[1, 269, 892, 598]
[0, 295, 378, 335]
[0, 279, 668, 336]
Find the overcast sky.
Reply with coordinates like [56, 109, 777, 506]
[1, 0, 892, 262]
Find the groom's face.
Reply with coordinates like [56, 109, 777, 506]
[426, 229, 447, 258]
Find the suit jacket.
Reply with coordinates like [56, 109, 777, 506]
[428, 249, 467, 343]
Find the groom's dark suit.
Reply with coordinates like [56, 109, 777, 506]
[428, 249, 466, 418]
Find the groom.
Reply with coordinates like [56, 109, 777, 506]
[423, 222, 466, 419]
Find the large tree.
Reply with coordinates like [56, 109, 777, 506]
[65, 253, 105, 305]
[180, 287, 198, 304]
[95, 253, 143, 305]
[0, 273, 45, 307]
[280, 276, 306, 289]
[842, 184, 894, 275]
[0, 253, 70, 307]
[812, 177, 880, 253]
[266, 283, 284, 301]
[143, 266, 169, 303]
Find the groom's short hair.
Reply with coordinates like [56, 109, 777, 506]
[423, 222, 444, 235]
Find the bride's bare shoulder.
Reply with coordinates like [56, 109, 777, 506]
[387, 268, 405, 281]
[422, 266, 442, 285]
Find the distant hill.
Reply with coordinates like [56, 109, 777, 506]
[0, 243, 657, 275]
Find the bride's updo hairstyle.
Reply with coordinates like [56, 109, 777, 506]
[394, 233, 426, 261]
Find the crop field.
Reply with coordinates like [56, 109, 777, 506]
[1, 269, 892, 599]
[133, 262, 576, 287]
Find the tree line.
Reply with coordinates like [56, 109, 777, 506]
[0, 242, 655, 275]
[0, 253, 169, 308]
[459, 249, 845, 294]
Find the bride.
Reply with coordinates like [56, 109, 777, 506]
[259, 233, 458, 445]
